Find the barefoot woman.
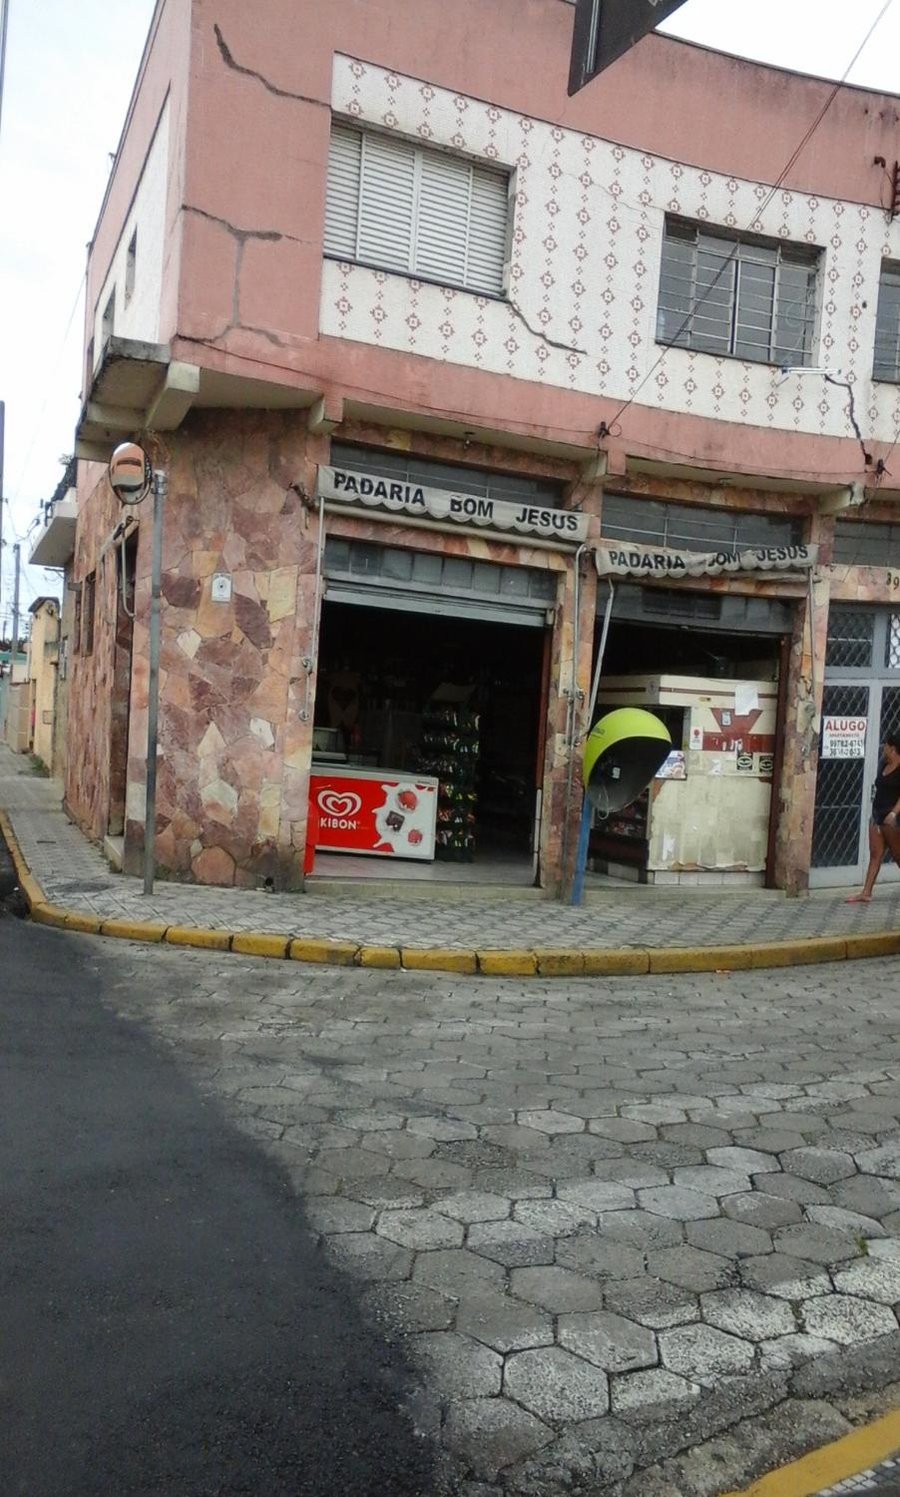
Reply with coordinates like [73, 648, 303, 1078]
[846, 733, 900, 903]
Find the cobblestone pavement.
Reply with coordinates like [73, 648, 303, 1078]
[4, 744, 900, 949]
[818, 1453, 900, 1493]
[60, 926, 900, 1497]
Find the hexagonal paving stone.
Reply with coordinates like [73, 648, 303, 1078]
[457, 1291, 554, 1354]
[392, 1158, 473, 1191]
[832, 1257, 900, 1304]
[513, 1199, 597, 1237]
[672, 1166, 752, 1197]
[739, 1253, 832, 1300]
[328, 1234, 413, 1282]
[555, 1233, 646, 1282]
[504, 1346, 610, 1422]
[596, 1210, 683, 1250]
[377, 1209, 465, 1251]
[751, 1172, 831, 1205]
[700, 1288, 794, 1340]
[588, 1118, 657, 1144]
[345, 1180, 427, 1211]
[443, 1397, 552, 1479]
[855, 1143, 900, 1179]
[437, 1191, 512, 1224]
[780, 1147, 857, 1185]
[707, 1146, 781, 1175]
[806, 1205, 886, 1239]
[610, 1367, 702, 1418]
[411, 1331, 502, 1397]
[758, 1333, 837, 1372]
[638, 1186, 719, 1222]
[773, 1224, 860, 1265]
[413, 1248, 505, 1299]
[474, 1169, 553, 1200]
[362, 1281, 456, 1334]
[832, 1175, 900, 1219]
[603, 1276, 699, 1330]
[869, 1238, 900, 1262]
[592, 1160, 670, 1190]
[722, 1192, 803, 1230]
[360, 1131, 435, 1161]
[686, 1217, 774, 1259]
[305, 1197, 376, 1234]
[659, 1323, 755, 1384]
[558, 1311, 658, 1373]
[558, 1180, 636, 1213]
[802, 1294, 898, 1345]
[467, 1220, 555, 1268]
[646, 1244, 732, 1292]
[510, 1265, 607, 1314]
[518, 1109, 585, 1135]
[622, 1103, 688, 1126]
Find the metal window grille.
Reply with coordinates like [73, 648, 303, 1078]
[873, 261, 900, 383]
[600, 492, 802, 554]
[811, 683, 870, 867]
[330, 443, 563, 509]
[880, 683, 900, 740]
[324, 122, 510, 297]
[657, 218, 819, 366]
[324, 537, 557, 603]
[824, 607, 874, 670]
[833, 519, 900, 567]
[885, 616, 900, 670]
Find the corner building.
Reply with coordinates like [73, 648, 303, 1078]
[66, 0, 900, 896]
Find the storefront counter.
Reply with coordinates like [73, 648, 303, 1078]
[309, 762, 439, 860]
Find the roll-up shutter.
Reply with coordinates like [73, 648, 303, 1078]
[324, 539, 556, 629]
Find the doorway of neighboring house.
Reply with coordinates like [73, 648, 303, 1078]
[107, 533, 137, 849]
[811, 606, 900, 888]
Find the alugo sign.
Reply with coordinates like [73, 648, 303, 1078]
[595, 541, 818, 579]
[318, 465, 589, 545]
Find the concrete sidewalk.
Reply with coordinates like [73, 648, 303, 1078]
[3, 743, 900, 974]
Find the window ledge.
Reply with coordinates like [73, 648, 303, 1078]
[324, 254, 509, 306]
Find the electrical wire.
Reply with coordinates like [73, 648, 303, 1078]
[602, 0, 897, 437]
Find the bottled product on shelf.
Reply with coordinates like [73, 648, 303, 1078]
[419, 703, 480, 861]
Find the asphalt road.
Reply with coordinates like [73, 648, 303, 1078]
[0, 912, 436, 1497]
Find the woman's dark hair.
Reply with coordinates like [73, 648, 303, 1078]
[885, 733, 900, 754]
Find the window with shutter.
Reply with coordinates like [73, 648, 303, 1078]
[656, 218, 819, 366]
[874, 262, 900, 382]
[324, 122, 510, 297]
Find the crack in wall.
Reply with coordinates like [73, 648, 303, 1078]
[214, 23, 328, 109]
[507, 297, 587, 357]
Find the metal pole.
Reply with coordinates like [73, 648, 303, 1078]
[11, 539, 20, 662]
[571, 580, 616, 906]
[0, 0, 10, 144]
[143, 469, 165, 896]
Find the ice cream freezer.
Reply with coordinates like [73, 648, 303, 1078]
[591, 673, 779, 885]
[309, 763, 439, 860]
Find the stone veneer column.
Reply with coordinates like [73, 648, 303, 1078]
[122, 410, 318, 889]
[773, 512, 833, 894]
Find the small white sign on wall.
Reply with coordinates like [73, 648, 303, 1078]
[211, 573, 232, 603]
[821, 716, 867, 760]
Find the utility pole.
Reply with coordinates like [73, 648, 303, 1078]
[0, 0, 9, 143]
[11, 540, 20, 664]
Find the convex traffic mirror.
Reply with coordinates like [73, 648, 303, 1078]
[109, 442, 152, 505]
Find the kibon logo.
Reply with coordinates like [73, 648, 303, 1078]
[317, 789, 363, 829]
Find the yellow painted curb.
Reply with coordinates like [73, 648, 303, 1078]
[845, 930, 900, 960]
[649, 944, 755, 974]
[165, 925, 232, 951]
[100, 917, 168, 943]
[232, 931, 290, 959]
[289, 937, 359, 966]
[534, 948, 585, 976]
[32, 902, 69, 928]
[357, 944, 402, 969]
[402, 947, 478, 974]
[582, 948, 650, 976]
[750, 937, 847, 968]
[0, 810, 45, 908]
[478, 949, 538, 976]
[721, 1406, 900, 1497]
[63, 910, 103, 935]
